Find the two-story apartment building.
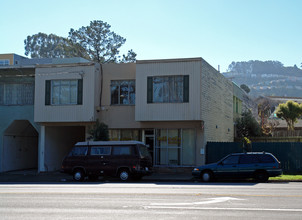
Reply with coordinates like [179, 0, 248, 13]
[98, 58, 233, 168]
[1, 54, 234, 173]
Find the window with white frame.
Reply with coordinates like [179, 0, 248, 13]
[45, 79, 83, 105]
[147, 75, 189, 103]
[0, 83, 34, 105]
[110, 80, 135, 105]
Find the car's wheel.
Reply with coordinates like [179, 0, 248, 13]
[73, 169, 85, 182]
[254, 170, 269, 182]
[119, 169, 130, 181]
[201, 171, 213, 182]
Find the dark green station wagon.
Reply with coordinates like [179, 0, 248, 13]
[61, 141, 153, 181]
[192, 152, 282, 182]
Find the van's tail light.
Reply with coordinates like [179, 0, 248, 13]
[133, 165, 140, 170]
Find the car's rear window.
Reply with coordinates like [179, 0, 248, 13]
[258, 154, 276, 163]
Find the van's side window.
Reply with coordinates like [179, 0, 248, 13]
[91, 146, 111, 156]
[112, 146, 131, 155]
[69, 147, 88, 156]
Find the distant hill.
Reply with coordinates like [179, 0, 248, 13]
[223, 60, 302, 98]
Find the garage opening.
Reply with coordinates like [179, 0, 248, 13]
[3, 120, 38, 172]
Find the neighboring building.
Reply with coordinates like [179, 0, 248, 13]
[0, 53, 28, 66]
[267, 96, 302, 137]
[0, 60, 38, 172]
[233, 83, 244, 120]
[0, 54, 92, 172]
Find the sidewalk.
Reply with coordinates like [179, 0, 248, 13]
[0, 170, 194, 183]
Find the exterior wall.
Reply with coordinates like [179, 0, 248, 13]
[0, 70, 39, 172]
[34, 63, 100, 123]
[44, 126, 85, 171]
[135, 58, 201, 121]
[200, 59, 234, 142]
[0, 106, 38, 172]
[98, 63, 139, 128]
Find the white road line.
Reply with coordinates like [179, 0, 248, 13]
[144, 206, 302, 212]
[150, 197, 245, 206]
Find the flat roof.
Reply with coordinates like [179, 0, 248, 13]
[75, 141, 145, 146]
[137, 57, 203, 64]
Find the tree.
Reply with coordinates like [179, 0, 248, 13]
[240, 84, 250, 93]
[24, 33, 72, 58]
[235, 110, 262, 138]
[89, 120, 109, 141]
[24, 20, 136, 63]
[275, 100, 302, 131]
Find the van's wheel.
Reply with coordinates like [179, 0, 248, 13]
[119, 169, 130, 181]
[254, 170, 269, 182]
[201, 171, 213, 182]
[73, 169, 85, 181]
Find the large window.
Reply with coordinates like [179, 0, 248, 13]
[0, 83, 34, 105]
[0, 59, 9, 66]
[147, 75, 189, 103]
[155, 129, 195, 166]
[45, 79, 83, 105]
[111, 80, 135, 105]
[109, 129, 141, 141]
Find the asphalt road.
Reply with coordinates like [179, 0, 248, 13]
[0, 182, 302, 219]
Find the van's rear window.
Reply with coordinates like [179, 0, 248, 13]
[139, 145, 151, 158]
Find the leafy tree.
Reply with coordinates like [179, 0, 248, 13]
[240, 84, 250, 93]
[89, 120, 109, 141]
[24, 33, 70, 58]
[235, 110, 262, 138]
[24, 20, 136, 63]
[276, 100, 302, 131]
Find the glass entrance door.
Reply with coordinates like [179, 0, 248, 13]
[144, 129, 154, 165]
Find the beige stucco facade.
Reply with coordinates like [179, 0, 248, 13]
[96, 58, 234, 167]
[34, 62, 101, 123]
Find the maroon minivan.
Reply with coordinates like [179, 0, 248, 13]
[61, 141, 153, 181]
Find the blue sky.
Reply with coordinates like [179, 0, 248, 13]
[1, 0, 301, 72]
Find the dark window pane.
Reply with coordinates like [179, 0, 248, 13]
[258, 154, 275, 163]
[69, 147, 88, 156]
[90, 146, 111, 155]
[239, 155, 260, 164]
[222, 155, 239, 165]
[111, 84, 119, 104]
[120, 81, 129, 104]
[112, 146, 131, 155]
